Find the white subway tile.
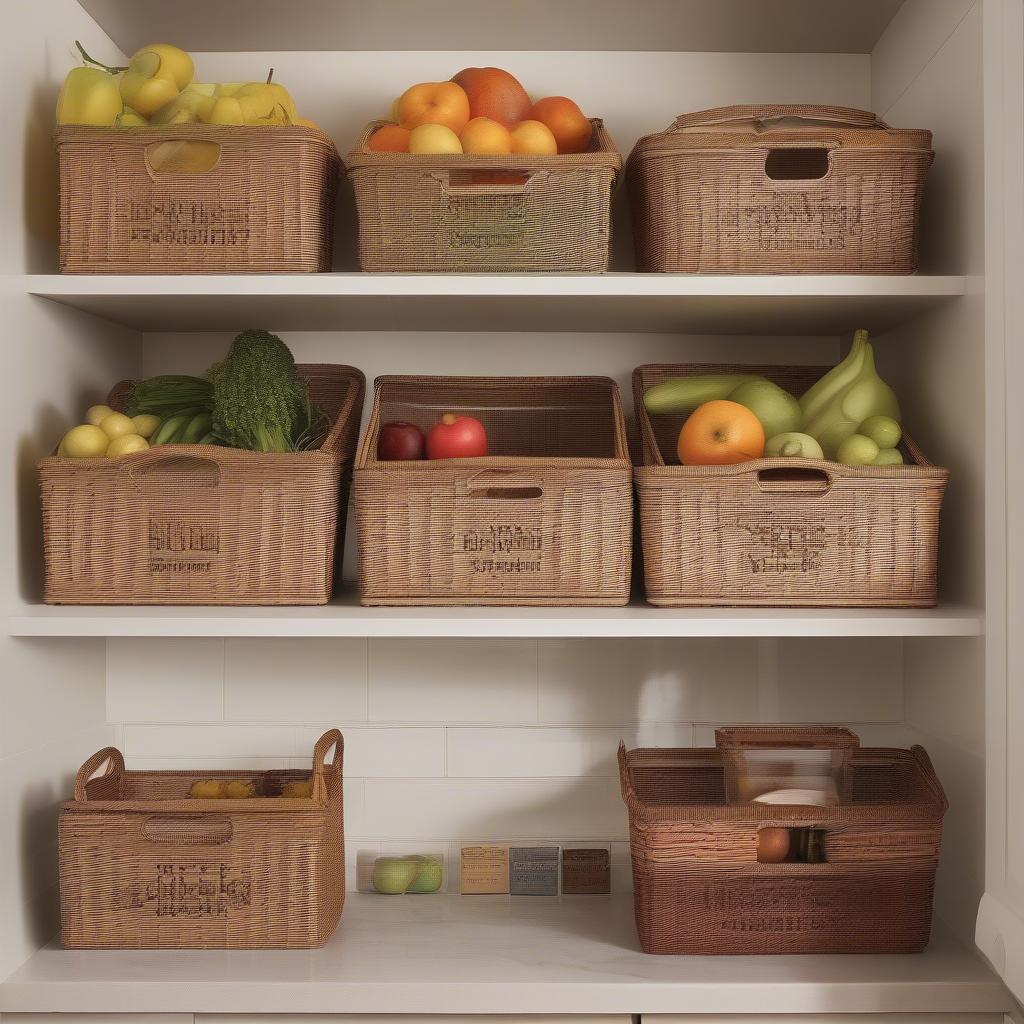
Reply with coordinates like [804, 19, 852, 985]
[294, 725, 445, 778]
[107, 639, 224, 723]
[123, 724, 296, 759]
[125, 756, 295, 771]
[224, 639, 367, 722]
[342, 777, 367, 836]
[363, 778, 627, 841]
[539, 639, 757, 724]
[447, 727, 623, 779]
[369, 640, 538, 723]
[774, 638, 904, 721]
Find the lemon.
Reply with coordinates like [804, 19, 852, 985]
[85, 404, 115, 426]
[131, 414, 161, 439]
[106, 434, 149, 458]
[62, 424, 109, 459]
[99, 412, 137, 439]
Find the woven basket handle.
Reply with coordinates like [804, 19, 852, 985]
[142, 815, 234, 845]
[74, 747, 125, 801]
[310, 729, 343, 803]
[669, 104, 890, 132]
[122, 449, 222, 492]
[754, 465, 836, 495]
[461, 468, 545, 500]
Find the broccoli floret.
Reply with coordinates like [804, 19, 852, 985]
[210, 329, 306, 453]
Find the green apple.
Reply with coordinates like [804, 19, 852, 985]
[406, 856, 444, 893]
[874, 447, 904, 466]
[728, 379, 802, 440]
[836, 433, 880, 466]
[817, 418, 859, 460]
[372, 857, 420, 895]
[860, 415, 902, 450]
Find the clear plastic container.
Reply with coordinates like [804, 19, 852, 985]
[357, 850, 446, 895]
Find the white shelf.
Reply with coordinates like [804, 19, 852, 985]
[0, 894, 1010, 1015]
[25, 274, 966, 335]
[77, 0, 903, 54]
[7, 598, 983, 639]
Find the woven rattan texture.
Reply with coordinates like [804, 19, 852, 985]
[346, 120, 621, 273]
[56, 125, 340, 273]
[40, 364, 364, 605]
[619, 741, 947, 954]
[59, 730, 345, 949]
[354, 376, 633, 605]
[628, 104, 933, 274]
[633, 362, 948, 607]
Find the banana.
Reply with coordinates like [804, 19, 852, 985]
[150, 412, 193, 446]
[799, 329, 869, 427]
[644, 374, 762, 416]
[179, 413, 213, 445]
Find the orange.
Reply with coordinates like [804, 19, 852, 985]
[369, 124, 411, 152]
[451, 67, 531, 129]
[509, 119, 557, 156]
[677, 400, 765, 465]
[528, 96, 592, 154]
[396, 81, 471, 133]
[460, 116, 512, 154]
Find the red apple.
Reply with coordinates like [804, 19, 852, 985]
[426, 413, 488, 459]
[377, 421, 425, 461]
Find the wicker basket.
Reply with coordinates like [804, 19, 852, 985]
[60, 729, 344, 949]
[56, 125, 340, 273]
[40, 364, 364, 605]
[628, 104, 933, 273]
[634, 362, 949, 607]
[345, 120, 621, 273]
[354, 375, 632, 605]
[619, 736, 948, 954]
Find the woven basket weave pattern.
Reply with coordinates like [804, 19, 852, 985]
[59, 730, 345, 949]
[40, 364, 364, 605]
[619, 741, 947, 954]
[628, 104, 933, 274]
[56, 125, 340, 273]
[634, 362, 948, 607]
[354, 376, 633, 605]
[346, 120, 621, 273]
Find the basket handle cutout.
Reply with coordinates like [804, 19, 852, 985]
[764, 147, 831, 180]
[756, 826, 828, 865]
[463, 469, 544, 500]
[124, 453, 222, 493]
[144, 139, 222, 177]
[74, 747, 125, 801]
[670, 104, 890, 132]
[440, 169, 539, 194]
[311, 729, 343, 803]
[142, 815, 233, 845]
[756, 466, 833, 495]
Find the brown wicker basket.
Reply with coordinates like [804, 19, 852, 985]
[619, 736, 948, 954]
[345, 120, 621, 273]
[56, 125, 340, 273]
[628, 104, 933, 274]
[40, 364, 364, 605]
[60, 729, 344, 949]
[354, 375, 632, 605]
[634, 362, 949, 607]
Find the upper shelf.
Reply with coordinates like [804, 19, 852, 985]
[78, 0, 904, 54]
[27, 274, 965, 335]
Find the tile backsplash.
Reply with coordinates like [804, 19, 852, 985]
[107, 637, 904, 891]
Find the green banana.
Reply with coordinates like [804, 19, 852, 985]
[179, 413, 213, 445]
[151, 412, 193, 446]
[644, 374, 762, 416]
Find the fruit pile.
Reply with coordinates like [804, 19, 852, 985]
[367, 67, 593, 156]
[646, 330, 908, 468]
[377, 414, 488, 460]
[57, 40, 316, 129]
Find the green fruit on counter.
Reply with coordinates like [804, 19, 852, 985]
[836, 433, 880, 466]
[860, 414, 902, 450]
[372, 857, 420, 895]
[406, 856, 444, 894]
[643, 374, 762, 416]
[728, 379, 802, 440]
[874, 447, 905, 466]
[764, 432, 825, 459]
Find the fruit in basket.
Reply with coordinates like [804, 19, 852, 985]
[451, 67, 531, 129]
[281, 779, 314, 798]
[860, 414, 902, 450]
[85, 404, 115, 426]
[756, 827, 791, 864]
[378, 421, 426, 461]
[369, 124, 411, 152]
[528, 96, 593, 154]
[225, 780, 256, 799]
[875, 447, 904, 466]
[120, 44, 194, 117]
[836, 433, 880, 466]
[116, 107, 148, 127]
[130, 414, 161, 439]
[426, 414, 489, 459]
[460, 117, 513, 155]
[372, 856, 421, 895]
[677, 400, 765, 466]
[151, 83, 216, 124]
[409, 124, 463, 155]
[642, 374, 761, 416]
[60, 424, 110, 459]
[98, 412, 137, 440]
[764, 432, 824, 459]
[728, 379, 802, 440]
[510, 120, 557, 156]
[105, 434, 149, 457]
[396, 81, 471, 133]
[189, 779, 227, 799]
[56, 65, 124, 126]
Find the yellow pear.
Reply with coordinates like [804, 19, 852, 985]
[150, 83, 216, 124]
[235, 81, 296, 123]
[116, 106, 148, 127]
[214, 82, 246, 97]
[119, 44, 194, 117]
[204, 96, 245, 125]
[56, 66, 123, 126]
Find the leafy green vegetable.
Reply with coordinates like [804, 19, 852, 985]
[126, 375, 213, 418]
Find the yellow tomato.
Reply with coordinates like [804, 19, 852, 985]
[99, 412, 137, 439]
[61, 424, 109, 458]
[106, 434, 149, 457]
